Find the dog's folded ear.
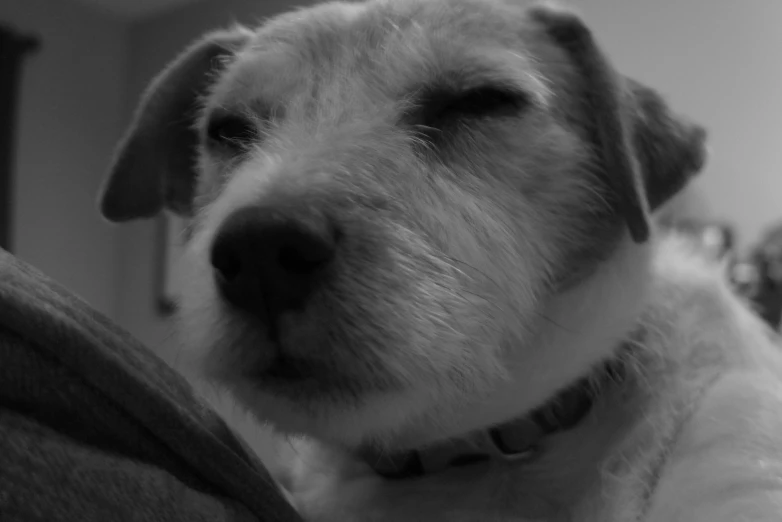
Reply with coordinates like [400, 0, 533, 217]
[529, 4, 707, 243]
[625, 79, 708, 213]
[98, 28, 251, 222]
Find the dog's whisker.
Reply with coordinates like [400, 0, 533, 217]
[532, 311, 573, 334]
[441, 253, 574, 334]
[440, 255, 502, 292]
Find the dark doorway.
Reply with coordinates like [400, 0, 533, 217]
[0, 24, 39, 252]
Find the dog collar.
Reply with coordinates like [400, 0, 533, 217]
[360, 356, 625, 479]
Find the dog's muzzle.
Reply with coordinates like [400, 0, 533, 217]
[209, 205, 336, 336]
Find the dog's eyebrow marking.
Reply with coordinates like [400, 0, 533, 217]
[416, 63, 528, 98]
[397, 55, 545, 130]
[400, 74, 530, 133]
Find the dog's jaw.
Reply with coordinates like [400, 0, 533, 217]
[368, 232, 654, 451]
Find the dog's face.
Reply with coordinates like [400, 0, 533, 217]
[100, 0, 706, 448]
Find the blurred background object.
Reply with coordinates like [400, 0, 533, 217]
[674, 220, 735, 263]
[732, 223, 782, 331]
[0, 24, 38, 251]
[659, 188, 782, 333]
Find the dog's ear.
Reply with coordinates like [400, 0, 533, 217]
[98, 27, 251, 222]
[529, 5, 707, 243]
[626, 79, 707, 214]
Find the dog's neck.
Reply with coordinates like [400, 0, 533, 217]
[358, 237, 653, 478]
[359, 350, 629, 478]
[401, 237, 648, 441]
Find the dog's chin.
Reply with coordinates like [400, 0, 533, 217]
[173, 270, 426, 445]
[177, 317, 454, 447]
[180, 312, 373, 408]
[218, 375, 444, 448]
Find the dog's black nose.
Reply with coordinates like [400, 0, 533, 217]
[210, 206, 336, 320]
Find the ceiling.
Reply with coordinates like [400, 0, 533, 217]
[74, 0, 205, 19]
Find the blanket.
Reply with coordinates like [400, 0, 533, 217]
[0, 248, 302, 522]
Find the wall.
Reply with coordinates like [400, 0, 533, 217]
[1, 0, 128, 319]
[118, 0, 782, 347]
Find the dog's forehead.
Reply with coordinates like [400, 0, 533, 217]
[211, 0, 574, 109]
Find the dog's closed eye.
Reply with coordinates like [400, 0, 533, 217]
[205, 112, 258, 152]
[407, 84, 528, 147]
[425, 86, 527, 122]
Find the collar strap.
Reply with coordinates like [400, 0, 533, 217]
[360, 356, 625, 479]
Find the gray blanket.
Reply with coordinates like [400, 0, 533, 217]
[0, 248, 303, 522]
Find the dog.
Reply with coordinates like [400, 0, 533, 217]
[98, 0, 782, 520]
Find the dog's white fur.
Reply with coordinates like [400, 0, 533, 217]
[99, 0, 782, 520]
